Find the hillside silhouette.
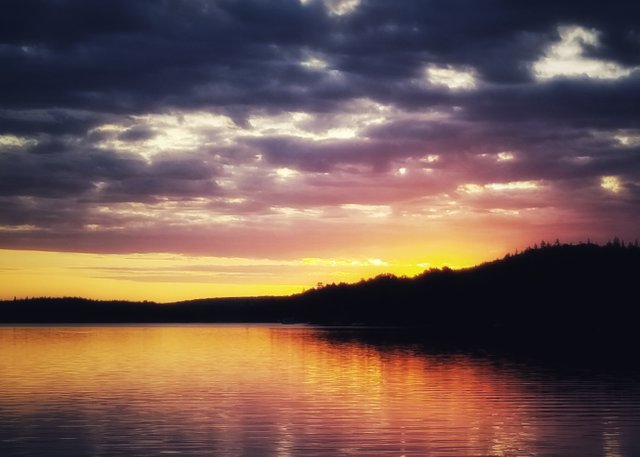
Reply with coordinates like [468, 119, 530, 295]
[2, 241, 639, 351]
[297, 240, 640, 355]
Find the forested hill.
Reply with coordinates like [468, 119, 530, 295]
[296, 241, 639, 337]
[2, 242, 639, 348]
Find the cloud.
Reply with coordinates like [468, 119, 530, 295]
[600, 176, 623, 194]
[533, 25, 637, 80]
[425, 65, 478, 91]
[1, 0, 640, 258]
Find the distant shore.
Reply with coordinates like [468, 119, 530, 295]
[2, 242, 639, 356]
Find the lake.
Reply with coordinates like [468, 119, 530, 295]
[1, 325, 639, 456]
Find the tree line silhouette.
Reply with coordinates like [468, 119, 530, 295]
[2, 241, 638, 352]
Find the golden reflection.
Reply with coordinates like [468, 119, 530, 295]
[0, 326, 629, 456]
[603, 416, 622, 457]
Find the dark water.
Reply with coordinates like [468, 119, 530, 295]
[1, 326, 639, 457]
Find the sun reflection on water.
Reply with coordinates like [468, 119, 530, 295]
[1, 326, 640, 456]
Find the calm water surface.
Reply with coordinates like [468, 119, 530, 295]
[1, 325, 639, 456]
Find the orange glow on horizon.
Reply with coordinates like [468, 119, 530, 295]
[0, 244, 500, 301]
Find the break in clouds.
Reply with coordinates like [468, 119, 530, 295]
[1, 0, 639, 257]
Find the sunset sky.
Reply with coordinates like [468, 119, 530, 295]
[1, 0, 639, 301]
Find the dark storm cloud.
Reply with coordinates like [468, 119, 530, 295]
[0, 0, 636, 114]
[0, 0, 330, 112]
[0, 109, 113, 136]
[462, 78, 640, 128]
[344, 0, 640, 79]
[1, 0, 640, 250]
[0, 140, 220, 205]
[246, 136, 416, 172]
[2, 0, 638, 119]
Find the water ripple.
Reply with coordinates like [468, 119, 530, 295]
[1, 326, 640, 457]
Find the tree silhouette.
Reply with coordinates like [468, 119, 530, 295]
[1, 241, 639, 356]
